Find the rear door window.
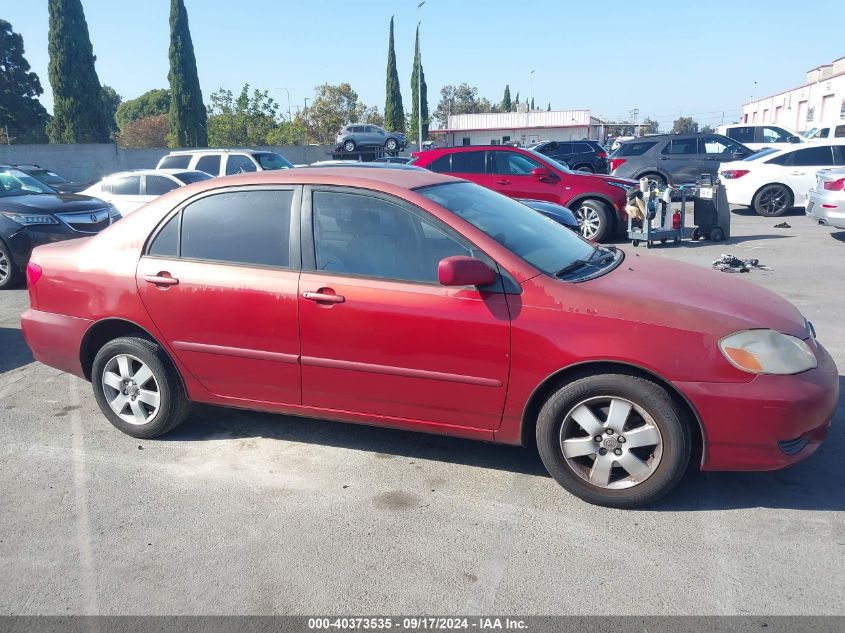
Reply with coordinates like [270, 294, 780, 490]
[195, 155, 222, 175]
[789, 146, 835, 167]
[661, 138, 699, 155]
[111, 175, 142, 195]
[450, 151, 487, 173]
[616, 141, 657, 157]
[726, 127, 755, 144]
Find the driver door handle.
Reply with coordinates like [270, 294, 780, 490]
[144, 274, 179, 287]
[303, 291, 345, 304]
[495, 179, 511, 185]
[789, 171, 805, 176]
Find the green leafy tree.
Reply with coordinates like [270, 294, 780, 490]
[408, 25, 429, 143]
[434, 83, 492, 127]
[641, 116, 659, 134]
[101, 85, 122, 137]
[383, 16, 405, 133]
[0, 19, 50, 143]
[700, 124, 714, 134]
[501, 84, 512, 112]
[266, 117, 309, 145]
[671, 116, 698, 134]
[116, 88, 170, 133]
[308, 82, 368, 144]
[364, 105, 384, 127]
[47, 0, 110, 143]
[168, 0, 207, 147]
[207, 84, 278, 146]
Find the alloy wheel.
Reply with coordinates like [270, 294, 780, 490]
[574, 206, 601, 240]
[101, 354, 161, 425]
[343, 141, 355, 153]
[386, 139, 397, 151]
[757, 186, 790, 216]
[559, 396, 663, 489]
[0, 250, 9, 284]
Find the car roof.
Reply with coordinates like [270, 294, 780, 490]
[174, 166, 452, 190]
[100, 169, 210, 179]
[163, 148, 267, 156]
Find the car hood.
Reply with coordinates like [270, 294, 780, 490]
[0, 193, 107, 214]
[567, 253, 808, 339]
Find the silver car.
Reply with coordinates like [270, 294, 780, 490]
[807, 167, 845, 230]
[336, 124, 407, 153]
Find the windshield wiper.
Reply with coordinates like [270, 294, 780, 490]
[555, 247, 618, 278]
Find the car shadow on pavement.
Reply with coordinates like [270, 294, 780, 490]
[830, 230, 845, 244]
[650, 374, 845, 513]
[0, 327, 33, 374]
[729, 206, 806, 218]
[166, 404, 550, 477]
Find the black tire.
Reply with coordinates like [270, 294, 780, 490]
[752, 184, 792, 217]
[0, 239, 21, 290]
[710, 227, 724, 242]
[91, 336, 189, 439]
[536, 373, 691, 508]
[574, 199, 613, 242]
[691, 227, 702, 241]
[343, 140, 356, 153]
[632, 240, 640, 247]
[574, 164, 594, 173]
[639, 172, 667, 188]
[385, 138, 398, 152]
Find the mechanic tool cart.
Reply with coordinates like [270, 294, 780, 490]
[626, 178, 685, 248]
[692, 174, 731, 242]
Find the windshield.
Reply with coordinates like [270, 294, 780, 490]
[0, 169, 57, 197]
[174, 171, 214, 185]
[524, 149, 573, 173]
[254, 152, 294, 170]
[417, 181, 596, 275]
[29, 169, 69, 185]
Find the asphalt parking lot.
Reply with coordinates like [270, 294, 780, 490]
[1, 207, 843, 616]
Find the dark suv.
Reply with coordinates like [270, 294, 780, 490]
[529, 140, 608, 173]
[609, 134, 755, 186]
[0, 166, 119, 289]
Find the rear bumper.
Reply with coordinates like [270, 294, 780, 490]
[676, 341, 839, 471]
[807, 191, 845, 230]
[20, 309, 91, 379]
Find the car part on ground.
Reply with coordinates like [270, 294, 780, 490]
[19, 167, 840, 507]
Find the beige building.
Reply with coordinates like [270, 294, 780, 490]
[741, 56, 845, 133]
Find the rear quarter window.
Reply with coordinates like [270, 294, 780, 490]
[158, 155, 191, 169]
[615, 141, 658, 157]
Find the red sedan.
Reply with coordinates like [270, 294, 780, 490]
[411, 145, 638, 242]
[20, 168, 838, 507]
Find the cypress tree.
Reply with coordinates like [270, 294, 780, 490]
[0, 19, 50, 143]
[409, 25, 428, 143]
[383, 16, 405, 133]
[514, 91, 520, 108]
[46, 0, 110, 143]
[547, 102, 551, 111]
[501, 85, 511, 112]
[168, 0, 207, 147]
[530, 97, 535, 110]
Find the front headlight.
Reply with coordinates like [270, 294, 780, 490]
[1, 212, 59, 226]
[719, 329, 817, 375]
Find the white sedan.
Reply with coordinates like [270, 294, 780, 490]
[82, 169, 213, 216]
[719, 142, 845, 216]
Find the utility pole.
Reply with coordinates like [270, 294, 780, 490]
[630, 108, 639, 136]
[417, 0, 426, 151]
[530, 69, 535, 111]
[273, 87, 292, 123]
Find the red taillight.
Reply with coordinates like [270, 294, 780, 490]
[26, 262, 42, 286]
[610, 158, 626, 171]
[721, 169, 749, 179]
[597, 151, 607, 159]
[823, 178, 845, 191]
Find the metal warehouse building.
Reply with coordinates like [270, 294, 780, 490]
[436, 110, 605, 147]
[742, 56, 845, 133]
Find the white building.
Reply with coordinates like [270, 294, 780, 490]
[741, 56, 845, 133]
[436, 109, 605, 147]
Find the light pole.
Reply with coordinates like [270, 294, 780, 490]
[530, 69, 535, 110]
[273, 87, 292, 123]
[417, 1, 426, 151]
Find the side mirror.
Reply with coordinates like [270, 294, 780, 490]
[787, 135, 800, 143]
[531, 166, 555, 181]
[438, 256, 496, 287]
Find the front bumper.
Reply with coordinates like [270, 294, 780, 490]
[5, 225, 80, 270]
[675, 340, 839, 471]
[807, 190, 845, 230]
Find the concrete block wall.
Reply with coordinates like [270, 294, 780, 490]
[0, 144, 335, 184]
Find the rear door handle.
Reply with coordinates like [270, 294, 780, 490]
[495, 179, 511, 185]
[144, 274, 179, 287]
[303, 291, 345, 304]
[789, 171, 805, 176]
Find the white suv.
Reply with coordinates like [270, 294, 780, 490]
[716, 124, 803, 151]
[156, 149, 294, 176]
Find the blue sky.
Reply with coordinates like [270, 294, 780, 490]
[5, 0, 844, 130]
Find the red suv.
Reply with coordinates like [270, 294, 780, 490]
[411, 145, 637, 241]
[20, 168, 838, 507]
